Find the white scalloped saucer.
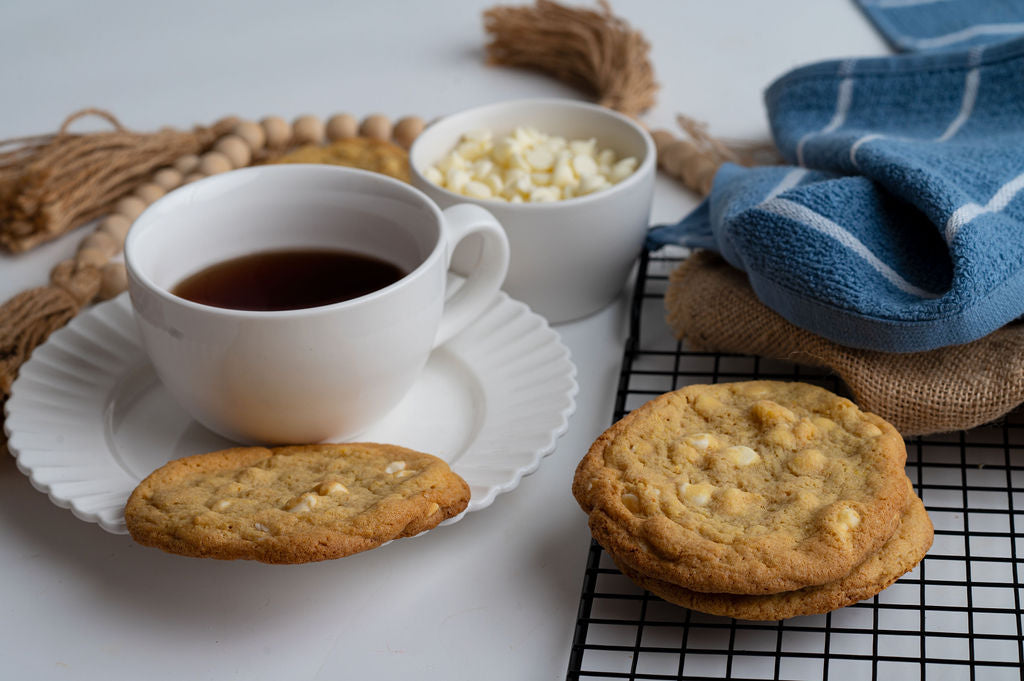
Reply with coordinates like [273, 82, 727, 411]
[4, 292, 577, 534]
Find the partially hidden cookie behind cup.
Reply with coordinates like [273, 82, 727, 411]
[573, 381, 910, 595]
[125, 443, 470, 563]
[614, 484, 932, 620]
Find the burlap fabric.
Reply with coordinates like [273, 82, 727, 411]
[665, 251, 1024, 436]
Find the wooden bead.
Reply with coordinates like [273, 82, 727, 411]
[115, 196, 148, 221]
[79, 231, 117, 257]
[359, 114, 392, 141]
[153, 168, 183, 191]
[214, 135, 252, 168]
[215, 115, 241, 131]
[98, 215, 132, 245]
[292, 115, 325, 145]
[393, 116, 425, 149]
[173, 154, 200, 174]
[98, 262, 128, 300]
[198, 151, 232, 176]
[183, 172, 206, 184]
[135, 182, 167, 203]
[326, 114, 358, 141]
[76, 248, 108, 270]
[233, 120, 266, 150]
[261, 116, 290, 149]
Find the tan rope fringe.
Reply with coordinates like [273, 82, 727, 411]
[0, 109, 236, 253]
[0, 111, 237, 417]
[483, 1, 772, 195]
[651, 115, 779, 196]
[483, 0, 658, 118]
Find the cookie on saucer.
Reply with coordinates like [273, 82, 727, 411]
[125, 442, 469, 563]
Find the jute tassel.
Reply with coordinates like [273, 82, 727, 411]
[0, 109, 237, 253]
[482, 1, 774, 195]
[652, 115, 780, 196]
[483, 0, 658, 118]
[0, 110, 237, 412]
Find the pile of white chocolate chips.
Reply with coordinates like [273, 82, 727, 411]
[424, 127, 638, 202]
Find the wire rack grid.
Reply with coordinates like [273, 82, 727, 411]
[566, 250, 1024, 681]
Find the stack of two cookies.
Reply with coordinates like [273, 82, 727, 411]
[572, 381, 932, 620]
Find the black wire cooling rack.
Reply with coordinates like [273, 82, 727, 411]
[566, 250, 1024, 681]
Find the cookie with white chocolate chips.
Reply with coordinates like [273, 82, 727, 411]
[125, 443, 469, 563]
[572, 381, 909, 595]
[614, 488, 932, 620]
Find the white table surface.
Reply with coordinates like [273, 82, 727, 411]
[0, 2, 887, 679]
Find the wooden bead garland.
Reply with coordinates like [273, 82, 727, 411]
[70, 113, 430, 305]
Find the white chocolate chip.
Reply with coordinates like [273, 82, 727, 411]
[788, 448, 827, 476]
[424, 166, 443, 184]
[679, 482, 715, 507]
[859, 422, 883, 437]
[723, 445, 760, 466]
[253, 522, 270, 533]
[211, 499, 232, 512]
[621, 492, 641, 513]
[836, 507, 861, 533]
[464, 180, 493, 199]
[685, 433, 717, 451]
[426, 502, 440, 515]
[717, 487, 757, 515]
[317, 480, 348, 496]
[285, 493, 319, 513]
[610, 157, 638, 183]
[385, 461, 407, 475]
[525, 147, 554, 171]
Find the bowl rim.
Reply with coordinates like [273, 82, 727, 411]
[408, 97, 657, 211]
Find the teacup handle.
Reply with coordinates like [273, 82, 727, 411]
[434, 203, 510, 347]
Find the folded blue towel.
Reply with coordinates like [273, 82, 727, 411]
[857, 0, 1024, 52]
[648, 6, 1024, 353]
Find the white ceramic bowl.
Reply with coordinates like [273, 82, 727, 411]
[410, 98, 656, 323]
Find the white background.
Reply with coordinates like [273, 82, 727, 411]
[0, 2, 886, 679]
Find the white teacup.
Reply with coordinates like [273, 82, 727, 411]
[124, 164, 509, 445]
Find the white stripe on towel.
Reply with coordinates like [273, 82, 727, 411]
[796, 61, 857, 166]
[850, 47, 983, 167]
[937, 47, 984, 142]
[849, 133, 885, 169]
[760, 198, 941, 299]
[862, 0, 951, 8]
[905, 22, 1024, 50]
[945, 170, 1024, 243]
[763, 168, 809, 202]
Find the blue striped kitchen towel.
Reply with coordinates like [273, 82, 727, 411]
[647, 4, 1024, 353]
[857, 0, 1024, 52]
